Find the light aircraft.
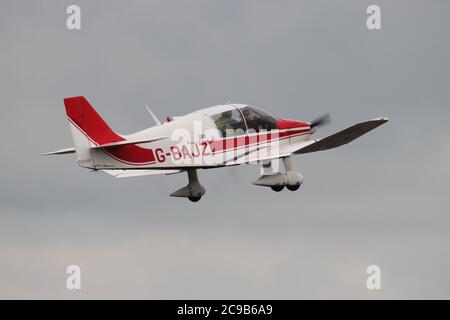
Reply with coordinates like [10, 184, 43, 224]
[43, 96, 388, 202]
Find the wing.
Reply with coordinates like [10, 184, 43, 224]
[294, 117, 388, 154]
[219, 117, 388, 165]
[101, 169, 181, 178]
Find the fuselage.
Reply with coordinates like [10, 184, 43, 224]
[72, 104, 312, 170]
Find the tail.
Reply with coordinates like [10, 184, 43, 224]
[64, 96, 124, 167]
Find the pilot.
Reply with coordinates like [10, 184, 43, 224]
[215, 110, 235, 137]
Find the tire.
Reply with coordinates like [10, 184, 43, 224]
[188, 196, 202, 202]
[286, 184, 300, 191]
[270, 185, 285, 192]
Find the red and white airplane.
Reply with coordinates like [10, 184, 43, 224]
[43, 96, 388, 202]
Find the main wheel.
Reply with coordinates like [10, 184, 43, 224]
[286, 184, 300, 191]
[188, 196, 202, 202]
[270, 185, 285, 192]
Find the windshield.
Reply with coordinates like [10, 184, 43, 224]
[240, 106, 277, 132]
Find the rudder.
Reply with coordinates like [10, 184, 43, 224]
[64, 96, 124, 168]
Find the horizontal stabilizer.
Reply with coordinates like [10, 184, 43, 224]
[295, 117, 388, 154]
[102, 169, 181, 178]
[91, 136, 167, 149]
[41, 147, 76, 156]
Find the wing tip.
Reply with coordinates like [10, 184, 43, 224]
[371, 116, 389, 123]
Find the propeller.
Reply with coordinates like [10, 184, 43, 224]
[310, 113, 331, 129]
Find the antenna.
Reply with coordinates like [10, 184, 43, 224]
[145, 105, 162, 125]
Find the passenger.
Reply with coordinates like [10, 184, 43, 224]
[243, 109, 262, 132]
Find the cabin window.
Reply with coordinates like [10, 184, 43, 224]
[211, 109, 246, 137]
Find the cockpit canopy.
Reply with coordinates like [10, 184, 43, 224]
[210, 108, 246, 137]
[240, 105, 277, 132]
[199, 105, 278, 137]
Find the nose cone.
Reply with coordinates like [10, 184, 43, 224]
[276, 118, 310, 130]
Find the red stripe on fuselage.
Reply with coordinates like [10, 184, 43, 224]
[100, 146, 156, 165]
[209, 128, 310, 154]
[69, 117, 308, 165]
[68, 117, 156, 165]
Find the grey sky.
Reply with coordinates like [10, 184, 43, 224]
[1, 0, 450, 298]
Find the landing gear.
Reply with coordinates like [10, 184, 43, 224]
[271, 185, 285, 192]
[252, 158, 304, 192]
[286, 184, 300, 191]
[282, 157, 303, 191]
[188, 195, 202, 202]
[170, 169, 206, 202]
